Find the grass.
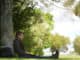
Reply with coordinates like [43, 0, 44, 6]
[0, 58, 80, 60]
[59, 55, 80, 60]
[60, 54, 80, 58]
[0, 55, 80, 60]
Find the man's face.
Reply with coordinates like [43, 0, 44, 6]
[18, 33, 24, 40]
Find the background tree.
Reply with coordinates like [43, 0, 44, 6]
[73, 2, 80, 16]
[64, 0, 80, 16]
[74, 36, 80, 54]
[64, 0, 75, 7]
[35, 0, 80, 17]
[50, 34, 70, 56]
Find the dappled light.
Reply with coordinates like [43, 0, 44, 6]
[0, 0, 80, 59]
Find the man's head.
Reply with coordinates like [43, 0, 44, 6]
[16, 31, 24, 40]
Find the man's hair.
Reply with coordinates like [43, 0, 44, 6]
[16, 31, 24, 38]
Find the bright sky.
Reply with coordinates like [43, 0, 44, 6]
[51, 4, 80, 42]
[34, 0, 80, 56]
[50, 4, 80, 55]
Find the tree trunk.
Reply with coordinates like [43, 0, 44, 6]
[0, 0, 14, 54]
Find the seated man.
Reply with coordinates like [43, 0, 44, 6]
[13, 31, 42, 58]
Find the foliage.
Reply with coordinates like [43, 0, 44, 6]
[23, 12, 54, 55]
[21, 8, 54, 56]
[73, 2, 80, 16]
[13, 0, 54, 56]
[64, 0, 75, 7]
[39, 0, 80, 16]
[13, 0, 70, 56]
[74, 36, 80, 54]
[13, 0, 54, 32]
[50, 34, 70, 52]
[64, 0, 80, 16]
[13, 0, 34, 32]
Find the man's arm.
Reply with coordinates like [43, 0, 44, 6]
[13, 40, 45, 58]
[13, 40, 25, 55]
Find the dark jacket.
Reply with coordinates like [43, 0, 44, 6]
[13, 39, 25, 57]
[13, 39, 40, 58]
[13, 39, 58, 58]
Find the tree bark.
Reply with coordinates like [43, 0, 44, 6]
[0, 0, 14, 53]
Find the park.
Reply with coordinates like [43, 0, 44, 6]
[0, 0, 80, 60]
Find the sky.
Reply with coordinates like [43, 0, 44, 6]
[50, 4, 80, 55]
[34, 0, 80, 56]
[50, 3, 80, 42]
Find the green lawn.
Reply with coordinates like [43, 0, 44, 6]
[59, 55, 80, 60]
[60, 54, 80, 58]
[0, 55, 80, 60]
[0, 58, 80, 60]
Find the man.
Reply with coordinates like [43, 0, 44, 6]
[13, 31, 42, 58]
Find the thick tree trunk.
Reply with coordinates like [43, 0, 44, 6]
[0, 0, 14, 54]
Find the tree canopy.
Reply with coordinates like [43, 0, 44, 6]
[12, 0, 71, 56]
[50, 34, 70, 50]
[74, 36, 80, 54]
[64, 0, 80, 16]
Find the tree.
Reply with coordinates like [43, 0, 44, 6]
[74, 36, 80, 54]
[50, 34, 69, 49]
[35, 0, 80, 17]
[0, 0, 14, 53]
[64, 0, 75, 7]
[64, 0, 80, 16]
[13, 0, 54, 55]
[23, 9, 54, 56]
[50, 34, 70, 57]
[13, 0, 54, 56]
[13, 0, 34, 32]
[73, 2, 80, 16]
